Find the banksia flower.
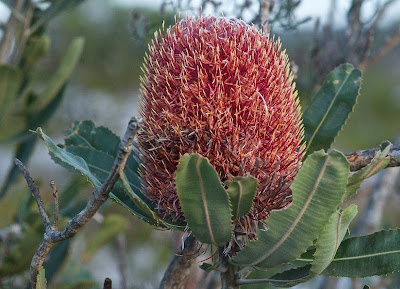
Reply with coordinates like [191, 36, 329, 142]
[137, 16, 304, 238]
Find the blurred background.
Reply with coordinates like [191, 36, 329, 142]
[0, 0, 399, 288]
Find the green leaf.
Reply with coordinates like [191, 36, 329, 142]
[311, 204, 358, 274]
[225, 175, 257, 219]
[303, 63, 362, 156]
[231, 150, 349, 268]
[175, 153, 232, 245]
[36, 126, 184, 230]
[0, 135, 37, 199]
[0, 65, 23, 124]
[36, 266, 47, 289]
[31, 0, 86, 34]
[344, 141, 392, 202]
[21, 36, 51, 75]
[322, 229, 400, 277]
[82, 214, 128, 262]
[267, 265, 312, 287]
[30, 37, 84, 112]
[199, 263, 217, 272]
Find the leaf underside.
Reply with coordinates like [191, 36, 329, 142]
[231, 150, 350, 268]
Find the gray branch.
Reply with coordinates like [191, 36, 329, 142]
[346, 145, 400, 171]
[16, 117, 141, 289]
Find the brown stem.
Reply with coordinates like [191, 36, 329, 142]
[16, 117, 141, 289]
[219, 248, 239, 289]
[50, 180, 59, 230]
[345, 145, 400, 171]
[159, 234, 198, 289]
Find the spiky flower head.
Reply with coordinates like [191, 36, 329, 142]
[138, 16, 304, 237]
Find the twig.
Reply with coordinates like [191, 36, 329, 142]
[103, 278, 112, 289]
[16, 117, 141, 289]
[159, 234, 198, 289]
[345, 146, 400, 171]
[50, 180, 59, 230]
[15, 159, 52, 229]
[359, 24, 400, 71]
[116, 233, 128, 289]
[259, 0, 272, 30]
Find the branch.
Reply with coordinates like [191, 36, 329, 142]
[159, 234, 198, 289]
[0, 0, 24, 64]
[346, 145, 400, 171]
[16, 116, 141, 289]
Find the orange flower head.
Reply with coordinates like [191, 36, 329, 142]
[137, 16, 304, 234]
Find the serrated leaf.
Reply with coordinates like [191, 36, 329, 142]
[0, 65, 23, 124]
[175, 153, 232, 245]
[30, 37, 84, 112]
[311, 204, 358, 274]
[36, 266, 47, 289]
[303, 63, 362, 156]
[231, 150, 349, 268]
[267, 265, 312, 287]
[322, 229, 400, 277]
[36, 127, 184, 230]
[64, 120, 121, 156]
[343, 141, 392, 202]
[225, 175, 257, 219]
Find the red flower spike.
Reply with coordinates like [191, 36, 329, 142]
[137, 16, 305, 237]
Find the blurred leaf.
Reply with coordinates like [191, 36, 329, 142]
[0, 182, 30, 227]
[52, 260, 97, 289]
[322, 229, 400, 277]
[82, 214, 128, 262]
[0, 135, 36, 198]
[44, 239, 72, 283]
[0, 1, 13, 9]
[0, 216, 43, 278]
[225, 175, 257, 219]
[0, 65, 22, 124]
[175, 153, 232, 245]
[36, 267, 47, 289]
[31, 0, 86, 34]
[303, 63, 362, 157]
[30, 37, 84, 111]
[231, 150, 349, 268]
[343, 141, 392, 202]
[21, 36, 51, 75]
